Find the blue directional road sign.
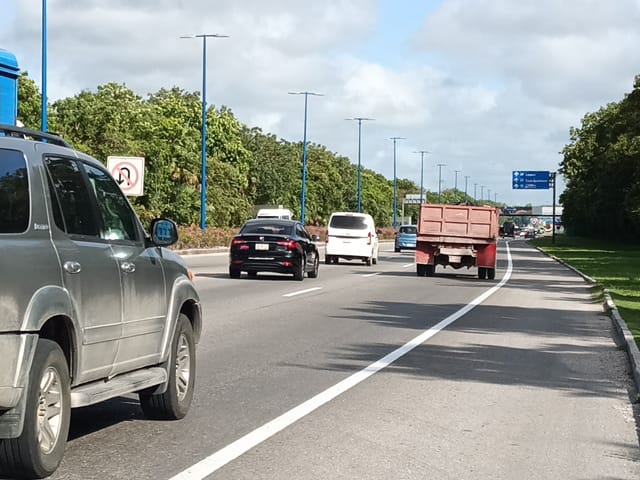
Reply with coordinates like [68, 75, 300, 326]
[512, 170, 550, 190]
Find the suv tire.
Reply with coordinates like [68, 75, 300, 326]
[140, 314, 195, 420]
[0, 339, 70, 479]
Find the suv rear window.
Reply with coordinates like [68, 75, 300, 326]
[399, 226, 417, 234]
[330, 215, 367, 230]
[0, 148, 29, 233]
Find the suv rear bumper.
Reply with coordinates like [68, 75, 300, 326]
[0, 333, 38, 409]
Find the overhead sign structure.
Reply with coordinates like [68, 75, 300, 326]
[404, 194, 426, 204]
[512, 171, 551, 190]
[107, 156, 145, 196]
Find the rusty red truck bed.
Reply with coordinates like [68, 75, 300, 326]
[415, 204, 500, 279]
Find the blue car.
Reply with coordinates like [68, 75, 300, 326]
[394, 225, 417, 252]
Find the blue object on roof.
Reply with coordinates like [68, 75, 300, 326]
[0, 48, 20, 125]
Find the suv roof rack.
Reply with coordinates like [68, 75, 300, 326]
[0, 124, 71, 148]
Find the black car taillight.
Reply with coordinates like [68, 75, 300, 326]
[231, 238, 249, 250]
[277, 239, 298, 250]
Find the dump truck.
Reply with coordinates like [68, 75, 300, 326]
[415, 203, 501, 279]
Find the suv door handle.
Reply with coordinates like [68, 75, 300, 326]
[120, 262, 136, 274]
[63, 261, 82, 274]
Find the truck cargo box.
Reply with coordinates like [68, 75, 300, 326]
[415, 204, 500, 279]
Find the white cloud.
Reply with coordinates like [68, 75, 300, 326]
[2, 0, 638, 206]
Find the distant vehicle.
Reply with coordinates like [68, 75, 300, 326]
[256, 208, 293, 220]
[501, 221, 515, 238]
[229, 219, 320, 280]
[0, 125, 201, 479]
[394, 225, 417, 252]
[325, 212, 379, 266]
[415, 203, 500, 279]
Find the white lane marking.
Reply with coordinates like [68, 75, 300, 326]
[361, 272, 381, 278]
[282, 287, 322, 297]
[169, 244, 513, 480]
[402, 263, 414, 268]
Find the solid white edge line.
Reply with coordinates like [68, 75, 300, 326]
[361, 272, 381, 277]
[402, 263, 414, 268]
[282, 287, 322, 297]
[169, 243, 513, 480]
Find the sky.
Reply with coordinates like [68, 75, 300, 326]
[2, 0, 640, 207]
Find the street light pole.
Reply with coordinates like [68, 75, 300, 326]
[414, 150, 429, 204]
[480, 185, 484, 202]
[437, 163, 447, 204]
[390, 137, 406, 228]
[454, 169, 461, 203]
[290, 91, 323, 224]
[487, 188, 491, 202]
[41, 0, 47, 132]
[346, 117, 374, 212]
[464, 175, 470, 202]
[181, 33, 229, 230]
[474, 183, 477, 201]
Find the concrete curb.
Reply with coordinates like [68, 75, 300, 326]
[539, 249, 640, 395]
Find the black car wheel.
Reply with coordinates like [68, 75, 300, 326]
[308, 254, 319, 278]
[293, 258, 305, 281]
[229, 267, 241, 278]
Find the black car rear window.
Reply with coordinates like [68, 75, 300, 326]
[241, 223, 293, 236]
[399, 226, 417, 234]
[0, 148, 29, 233]
[330, 215, 367, 230]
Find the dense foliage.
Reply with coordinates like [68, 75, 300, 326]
[560, 76, 640, 242]
[17, 72, 492, 232]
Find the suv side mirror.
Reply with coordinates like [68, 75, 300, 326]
[150, 218, 179, 246]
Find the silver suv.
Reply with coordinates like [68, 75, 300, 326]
[0, 125, 201, 479]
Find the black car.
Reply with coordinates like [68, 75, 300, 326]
[229, 219, 320, 280]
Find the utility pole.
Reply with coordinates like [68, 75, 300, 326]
[390, 137, 406, 228]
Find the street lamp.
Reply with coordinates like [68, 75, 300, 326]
[42, 0, 47, 131]
[346, 117, 374, 212]
[181, 33, 229, 230]
[464, 175, 470, 202]
[414, 150, 429, 204]
[474, 183, 477, 201]
[437, 163, 447, 204]
[454, 170, 461, 202]
[390, 137, 406, 228]
[487, 188, 491, 202]
[480, 185, 485, 201]
[289, 91, 323, 224]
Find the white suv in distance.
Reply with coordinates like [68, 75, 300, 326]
[0, 125, 201, 479]
[325, 212, 379, 266]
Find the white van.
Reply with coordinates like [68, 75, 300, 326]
[256, 208, 293, 220]
[325, 212, 379, 266]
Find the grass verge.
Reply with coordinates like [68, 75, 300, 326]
[531, 235, 640, 348]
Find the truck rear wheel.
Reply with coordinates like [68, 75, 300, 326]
[487, 268, 496, 280]
[478, 267, 487, 279]
[425, 264, 435, 277]
[416, 264, 426, 276]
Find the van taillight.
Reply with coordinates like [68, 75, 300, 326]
[367, 232, 372, 245]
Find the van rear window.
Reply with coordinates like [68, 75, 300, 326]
[0, 148, 29, 233]
[330, 215, 367, 230]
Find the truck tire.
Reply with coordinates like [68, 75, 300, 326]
[0, 339, 71, 479]
[425, 264, 435, 277]
[325, 255, 332, 265]
[416, 264, 426, 276]
[478, 267, 487, 279]
[140, 314, 195, 420]
[487, 268, 496, 280]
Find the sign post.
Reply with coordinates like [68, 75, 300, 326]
[512, 170, 558, 244]
[107, 156, 145, 196]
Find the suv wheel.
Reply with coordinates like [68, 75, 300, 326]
[0, 339, 71, 479]
[140, 314, 195, 420]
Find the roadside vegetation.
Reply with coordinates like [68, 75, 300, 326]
[532, 235, 640, 347]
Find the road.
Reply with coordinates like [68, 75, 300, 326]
[42, 240, 640, 480]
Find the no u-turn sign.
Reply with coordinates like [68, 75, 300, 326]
[107, 156, 145, 196]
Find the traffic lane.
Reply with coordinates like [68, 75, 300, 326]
[211, 240, 640, 480]
[48, 246, 507, 479]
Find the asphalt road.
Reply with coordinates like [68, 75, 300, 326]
[41, 240, 640, 480]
